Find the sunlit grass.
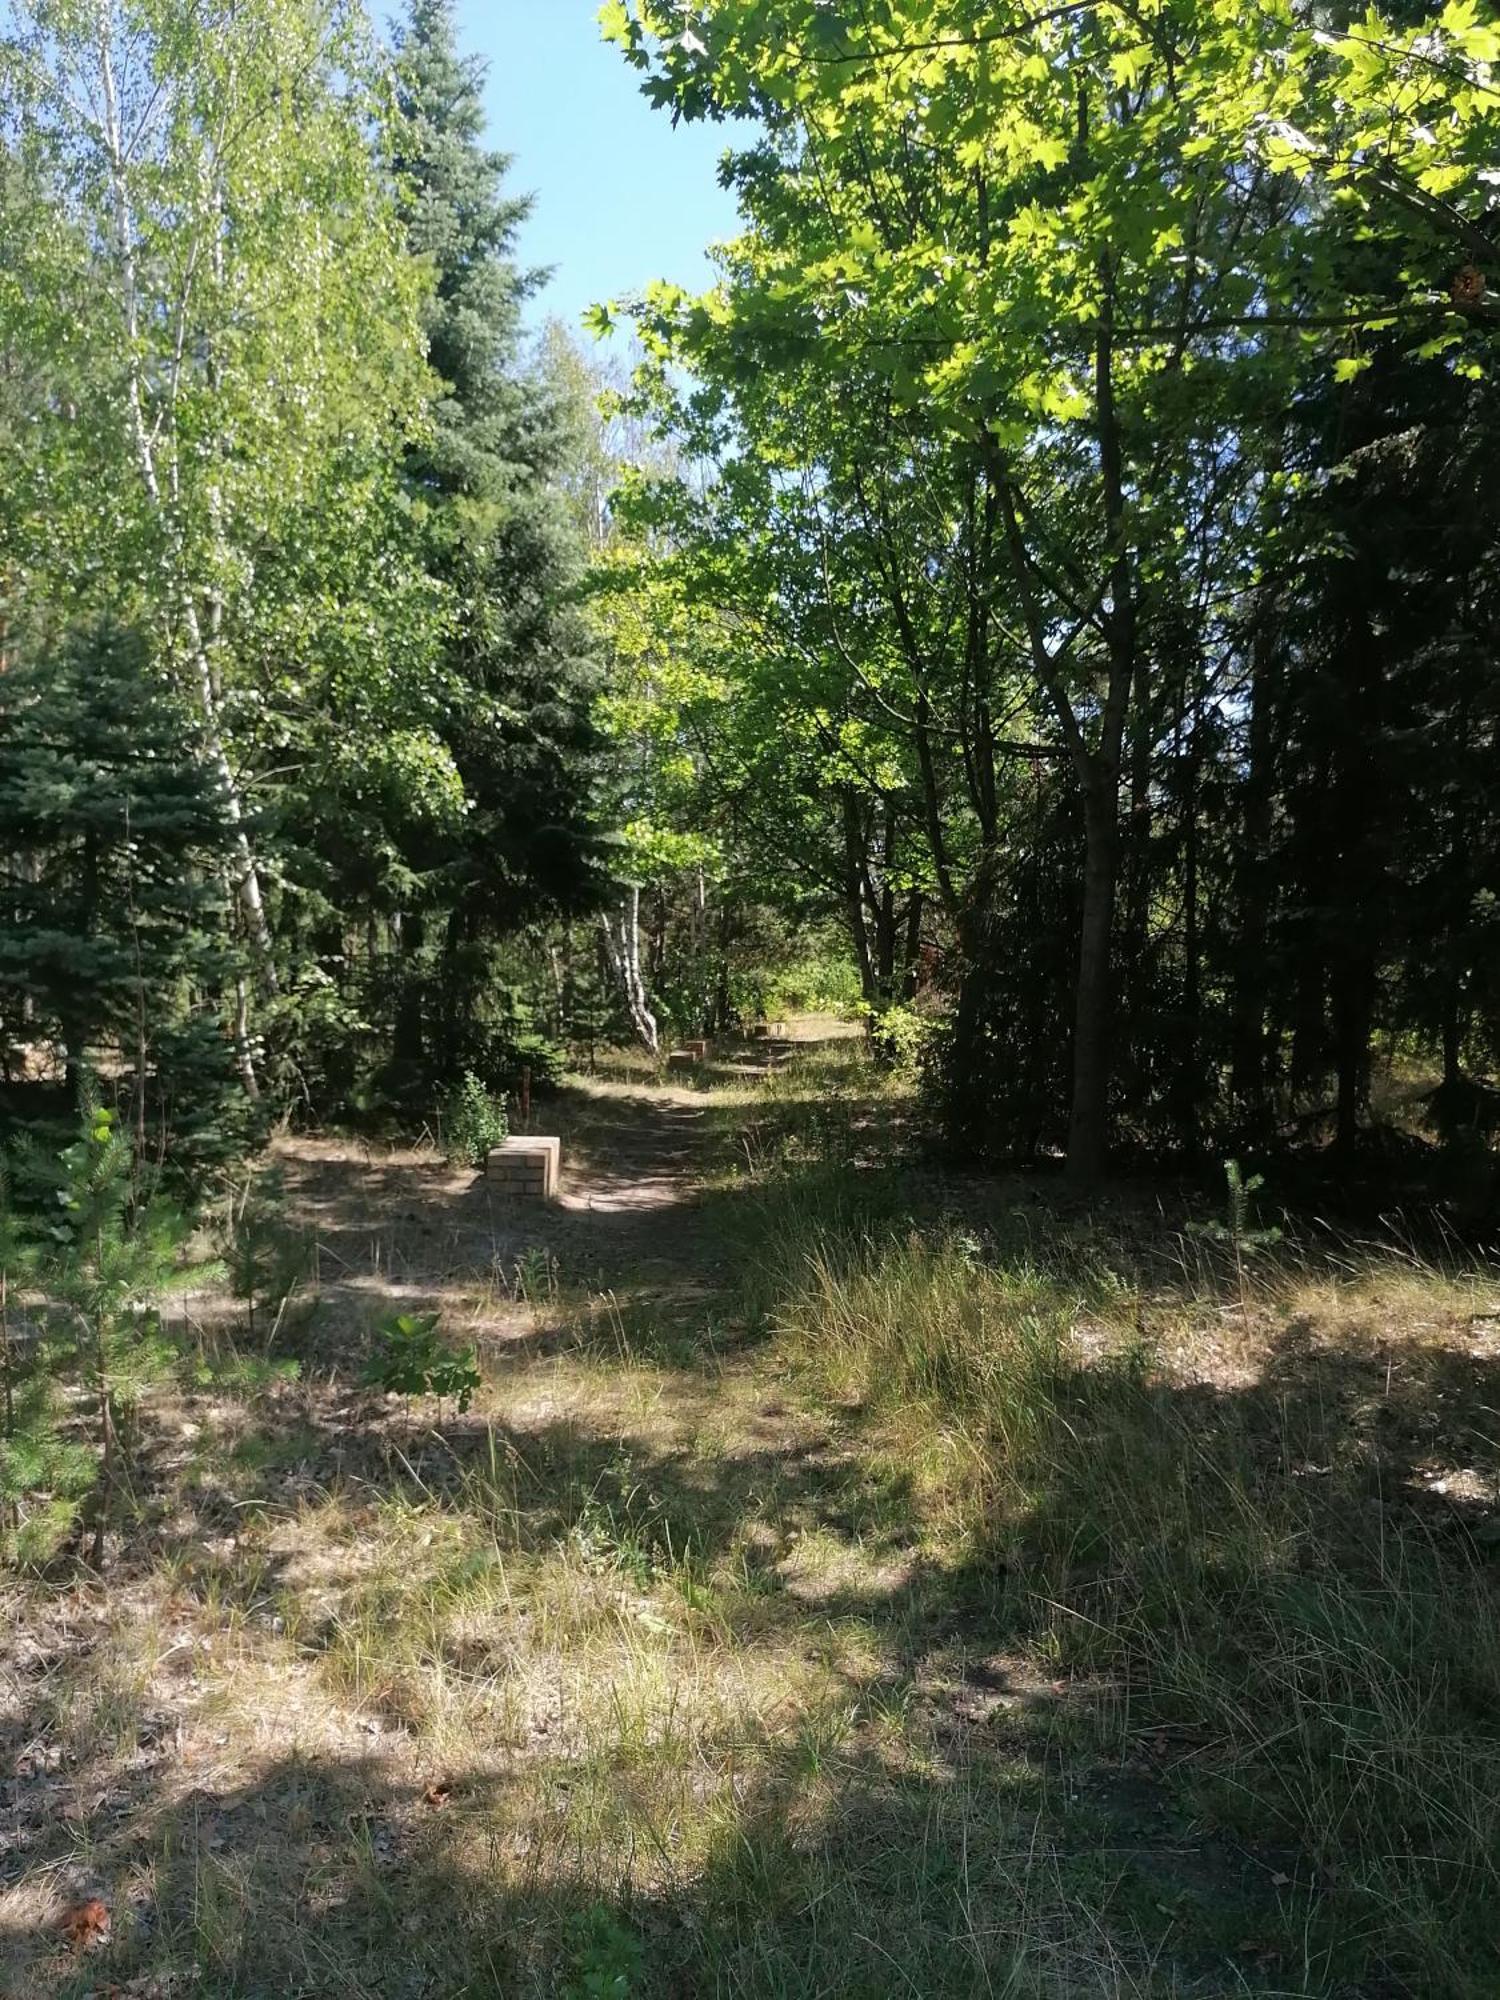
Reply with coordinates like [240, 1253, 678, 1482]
[7, 1057, 1500, 1996]
[753, 1176, 1500, 1996]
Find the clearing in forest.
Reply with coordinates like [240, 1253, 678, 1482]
[4, 1055, 1500, 1998]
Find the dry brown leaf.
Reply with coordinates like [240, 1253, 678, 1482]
[59, 1897, 111, 1953]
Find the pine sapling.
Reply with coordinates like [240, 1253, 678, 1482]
[0, 1166, 94, 1565]
[225, 1166, 312, 1351]
[1189, 1159, 1283, 1311]
[42, 1101, 188, 1563]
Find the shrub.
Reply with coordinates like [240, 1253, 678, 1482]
[866, 1000, 934, 1074]
[507, 1030, 569, 1092]
[563, 1905, 643, 2000]
[0, 1184, 94, 1566]
[363, 1310, 481, 1418]
[764, 953, 863, 1018]
[224, 1166, 314, 1348]
[440, 1070, 508, 1167]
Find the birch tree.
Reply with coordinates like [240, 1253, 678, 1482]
[0, 0, 432, 1074]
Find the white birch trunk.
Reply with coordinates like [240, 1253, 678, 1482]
[95, 8, 278, 1005]
[601, 888, 659, 1055]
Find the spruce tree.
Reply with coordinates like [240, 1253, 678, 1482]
[0, 623, 256, 1183]
[385, 0, 606, 1088]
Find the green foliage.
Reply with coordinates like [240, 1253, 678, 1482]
[439, 1071, 508, 1168]
[3, 1100, 191, 1564]
[359, 0, 608, 1098]
[764, 954, 863, 1019]
[1189, 1159, 1283, 1254]
[0, 623, 261, 1188]
[0, 0, 1495, 1261]
[0, 0, 617, 1134]
[0, 1184, 92, 1567]
[363, 1310, 481, 1416]
[867, 1002, 934, 1077]
[0, 0, 444, 1117]
[600, 0, 1500, 1188]
[507, 1032, 570, 1093]
[562, 1904, 643, 2000]
[1188, 1160, 1285, 1305]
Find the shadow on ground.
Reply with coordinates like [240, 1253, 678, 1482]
[4, 1074, 1500, 1996]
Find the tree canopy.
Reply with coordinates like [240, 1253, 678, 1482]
[0, 0, 1495, 1192]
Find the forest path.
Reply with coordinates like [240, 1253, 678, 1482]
[4, 1054, 1411, 1998]
[267, 1077, 731, 1345]
[4, 1056, 1008, 2000]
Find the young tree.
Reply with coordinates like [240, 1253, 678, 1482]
[0, 623, 253, 1176]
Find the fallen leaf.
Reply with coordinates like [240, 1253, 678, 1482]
[59, 1897, 111, 1953]
[421, 1782, 452, 1809]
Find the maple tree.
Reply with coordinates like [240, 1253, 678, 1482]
[601, 0, 1500, 1173]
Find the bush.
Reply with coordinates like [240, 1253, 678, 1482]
[866, 1000, 935, 1074]
[763, 953, 864, 1018]
[224, 1166, 314, 1347]
[440, 1070, 508, 1168]
[363, 1310, 480, 1418]
[507, 1030, 569, 1092]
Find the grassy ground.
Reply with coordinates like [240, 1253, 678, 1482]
[4, 1050, 1500, 1997]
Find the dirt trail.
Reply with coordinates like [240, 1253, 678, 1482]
[269, 1082, 723, 1334]
[0, 1077, 857, 1997]
[557, 1094, 711, 1215]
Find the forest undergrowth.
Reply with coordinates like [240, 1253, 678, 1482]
[3, 1051, 1500, 1999]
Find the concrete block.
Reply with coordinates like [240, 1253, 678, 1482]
[486, 1136, 560, 1199]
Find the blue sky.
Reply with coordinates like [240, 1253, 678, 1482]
[452, 0, 742, 335]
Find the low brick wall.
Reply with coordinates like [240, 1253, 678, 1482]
[486, 1136, 561, 1199]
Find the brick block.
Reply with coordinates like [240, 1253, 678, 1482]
[486, 1136, 560, 1199]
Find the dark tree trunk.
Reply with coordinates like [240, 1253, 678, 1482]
[1065, 253, 1132, 1185]
[1119, 649, 1154, 1103]
[1174, 718, 1203, 1158]
[1231, 627, 1278, 1129]
[393, 911, 426, 1070]
[711, 903, 734, 1034]
[1333, 953, 1375, 1154]
[1067, 773, 1120, 1183]
[875, 886, 897, 1000]
[1441, 1000, 1465, 1091]
[841, 792, 877, 1005]
[900, 890, 925, 1001]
